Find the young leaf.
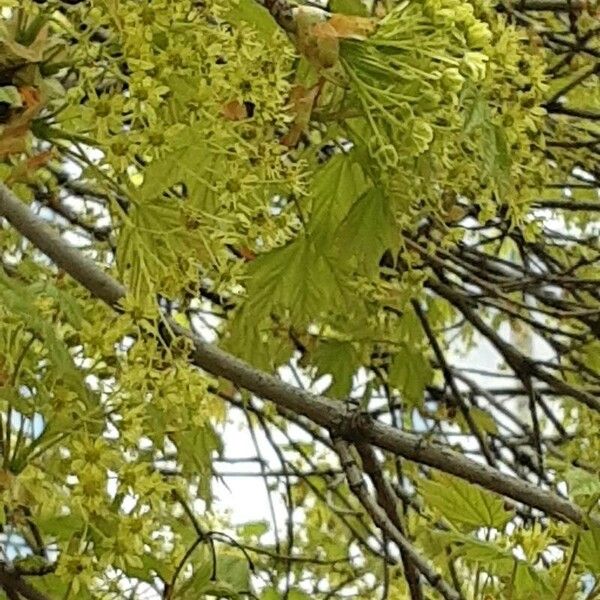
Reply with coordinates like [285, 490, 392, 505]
[242, 235, 351, 324]
[389, 347, 432, 408]
[226, 0, 279, 37]
[579, 520, 600, 573]
[215, 553, 251, 592]
[463, 87, 489, 134]
[330, 0, 370, 16]
[328, 14, 377, 40]
[308, 153, 368, 243]
[239, 520, 269, 538]
[334, 186, 397, 277]
[0, 85, 22, 107]
[562, 466, 600, 499]
[420, 472, 513, 531]
[313, 340, 358, 398]
[139, 128, 207, 201]
[457, 406, 498, 435]
[281, 84, 320, 147]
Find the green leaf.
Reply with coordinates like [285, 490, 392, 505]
[29, 281, 84, 329]
[579, 521, 600, 573]
[239, 520, 269, 538]
[167, 74, 203, 108]
[437, 531, 514, 568]
[37, 513, 85, 540]
[334, 187, 397, 277]
[177, 546, 213, 597]
[0, 273, 87, 398]
[389, 346, 432, 408]
[197, 580, 240, 599]
[330, 0, 369, 16]
[420, 473, 513, 531]
[463, 87, 488, 134]
[227, 0, 279, 37]
[308, 153, 368, 244]
[397, 307, 426, 345]
[440, 531, 552, 596]
[216, 553, 251, 592]
[124, 553, 169, 583]
[172, 424, 222, 501]
[461, 87, 511, 190]
[562, 466, 600, 499]
[313, 340, 358, 398]
[457, 406, 498, 435]
[512, 561, 553, 598]
[242, 235, 351, 324]
[288, 590, 312, 600]
[139, 127, 215, 209]
[116, 195, 209, 304]
[0, 85, 22, 107]
[491, 124, 511, 180]
[224, 313, 295, 371]
[480, 123, 511, 189]
[37, 575, 82, 599]
[260, 589, 310, 600]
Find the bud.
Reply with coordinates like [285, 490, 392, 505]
[461, 51, 488, 81]
[410, 119, 434, 154]
[441, 67, 465, 93]
[467, 22, 492, 48]
[419, 89, 442, 111]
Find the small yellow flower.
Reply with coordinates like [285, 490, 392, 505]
[125, 75, 171, 123]
[71, 437, 118, 472]
[461, 51, 489, 81]
[409, 119, 434, 154]
[73, 466, 108, 514]
[467, 22, 492, 49]
[56, 554, 95, 596]
[441, 67, 465, 94]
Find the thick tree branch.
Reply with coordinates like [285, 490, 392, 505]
[0, 183, 124, 307]
[0, 182, 589, 527]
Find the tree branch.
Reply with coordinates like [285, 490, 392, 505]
[334, 439, 461, 600]
[0, 183, 124, 307]
[412, 299, 497, 468]
[0, 181, 589, 527]
[355, 443, 426, 600]
[533, 199, 600, 211]
[0, 567, 51, 600]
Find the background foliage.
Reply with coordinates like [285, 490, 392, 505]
[0, 0, 599, 598]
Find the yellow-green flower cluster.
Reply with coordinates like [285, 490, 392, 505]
[339, 0, 492, 160]
[333, 0, 548, 230]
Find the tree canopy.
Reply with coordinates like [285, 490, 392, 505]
[0, 0, 599, 598]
